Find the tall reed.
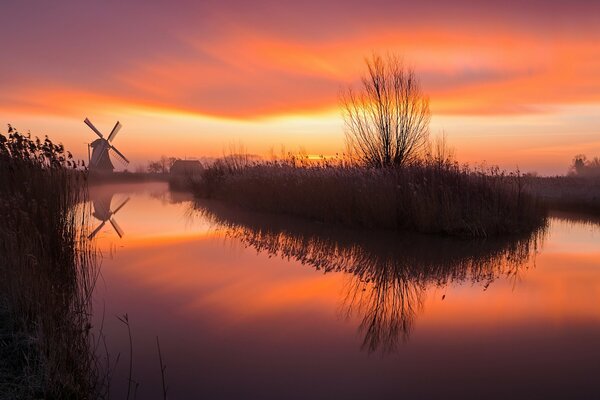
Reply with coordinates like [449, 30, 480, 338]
[0, 126, 104, 398]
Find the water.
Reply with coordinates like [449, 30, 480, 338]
[89, 182, 600, 399]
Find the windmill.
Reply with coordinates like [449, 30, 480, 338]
[88, 196, 130, 239]
[84, 118, 129, 171]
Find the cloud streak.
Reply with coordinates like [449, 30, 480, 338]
[2, 1, 600, 119]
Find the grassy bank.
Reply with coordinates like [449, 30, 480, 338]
[526, 176, 600, 216]
[191, 159, 547, 238]
[0, 127, 103, 399]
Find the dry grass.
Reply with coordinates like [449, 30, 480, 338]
[0, 126, 104, 399]
[191, 157, 547, 238]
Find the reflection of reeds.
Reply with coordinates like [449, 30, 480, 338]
[549, 211, 600, 227]
[0, 127, 103, 398]
[193, 200, 545, 353]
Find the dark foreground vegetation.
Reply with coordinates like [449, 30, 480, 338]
[0, 126, 103, 399]
[191, 156, 547, 238]
[193, 199, 545, 352]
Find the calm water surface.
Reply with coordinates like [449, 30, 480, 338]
[89, 182, 600, 399]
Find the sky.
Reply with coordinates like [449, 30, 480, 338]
[1, 0, 600, 174]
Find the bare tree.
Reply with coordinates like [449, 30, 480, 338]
[570, 154, 600, 177]
[341, 54, 430, 168]
[147, 161, 162, 174]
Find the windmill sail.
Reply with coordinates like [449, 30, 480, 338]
[112, 197, 130, 214]
[109, 218, 124, 238]
[88, 220, 106, 240]
[110, 146, 129, 166]
[107, 121, 122, 142]
[84, 118, 104, 138]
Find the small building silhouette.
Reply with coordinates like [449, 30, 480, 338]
[170, 159, 203, 176]
[169, 159, 203, 191]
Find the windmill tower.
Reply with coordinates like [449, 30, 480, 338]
[84, 118, 129, 171]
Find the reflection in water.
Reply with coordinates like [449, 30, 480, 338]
[150, 188, 195, 205]
[550, 210, 600, 228]
[193, 200, 546, 353]
[88, 185, 130, 239]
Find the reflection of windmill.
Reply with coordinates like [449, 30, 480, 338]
[84, 118, 129, 171]
[88, 196, 130, 239]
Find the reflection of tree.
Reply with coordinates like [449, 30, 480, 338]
[193, 200, 546, 353]
[148, 187, 194, 205]
[342, 262, 424, 353]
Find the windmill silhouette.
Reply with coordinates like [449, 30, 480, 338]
[84, 118, 129, 171]
[88, 194, 130, 239]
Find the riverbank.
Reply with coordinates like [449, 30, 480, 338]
[0, 129, 103, 399]
[526, 176, 600, 216]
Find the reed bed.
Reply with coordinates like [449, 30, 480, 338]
[0, 126, 104, 399]
[192, 157, 547, 238]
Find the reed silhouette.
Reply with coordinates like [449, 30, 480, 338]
[192, 200, 545, 353]
[0, 126, 105, 398]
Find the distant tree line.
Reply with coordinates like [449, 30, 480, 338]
[570, 154, 600, 177]
[147, 156, 177, 174]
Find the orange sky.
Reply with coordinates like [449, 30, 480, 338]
[2, 1, 600, 174]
